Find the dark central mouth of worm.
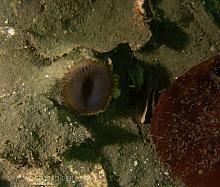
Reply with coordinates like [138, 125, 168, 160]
[82, 77, 94, 105]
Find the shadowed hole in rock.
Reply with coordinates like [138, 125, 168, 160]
[140, 0, 189, 52]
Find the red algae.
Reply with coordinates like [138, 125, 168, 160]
[149, 55, 220, 187]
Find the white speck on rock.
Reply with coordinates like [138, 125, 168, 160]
[0, 26, 15, 36]
[6, 27, 15, 36]
[134, 160, 138, 167]
[210, 46, 215, 52]
[66, 116, 71, 122]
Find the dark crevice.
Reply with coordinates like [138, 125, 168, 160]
[203, 0, 220, 28]
[141, 0, 189, 52]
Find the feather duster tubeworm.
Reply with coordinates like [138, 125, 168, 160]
[62, 59, 113, 115]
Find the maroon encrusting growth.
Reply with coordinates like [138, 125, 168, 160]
[149, 55, 220, 187]
[62, 59, 113, 115]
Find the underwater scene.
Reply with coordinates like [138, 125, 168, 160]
[0, 0, 219, 187]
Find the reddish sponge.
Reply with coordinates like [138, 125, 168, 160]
[150, 55, 220, 187]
